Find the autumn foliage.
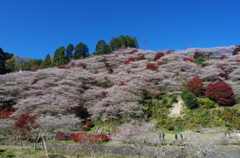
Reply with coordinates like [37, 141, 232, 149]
[86, 121, 92, 128]
[58, 133, 70, 140]
[70, 133, 110, 143]
[153, 52, 164, 61]
[218, 55, 228, 60]
[125, 58, 135, 65]
[13, 113, 38, 136]
[157, 62, 167, 66]
[127, 49, 138, 54]
[97, 91, 108, 100]
[183, 57, 195, 63]
[205, 81, 235, 106]
[118, 81, 127, 86]
[186, 77, 204, 96]
[193, 52, 203, 59]
[31, 79, 38, 85]
[146, 63, 158, 71]
[0, 107, 15, 119]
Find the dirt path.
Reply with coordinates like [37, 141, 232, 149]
[168, 96, 183, 117]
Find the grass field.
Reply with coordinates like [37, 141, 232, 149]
[0, 132, 239, 158]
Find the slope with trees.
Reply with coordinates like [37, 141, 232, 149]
[1, 45, 240, 143]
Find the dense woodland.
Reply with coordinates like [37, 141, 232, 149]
[0, 35, 138, 73]
[1, 39, 240, 146]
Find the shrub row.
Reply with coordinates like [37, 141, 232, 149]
[58, 132, 111, 143]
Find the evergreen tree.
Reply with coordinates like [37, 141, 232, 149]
[181, 89, 198, 109]
[118, 35, 126, 48]
[104, 44, 111, 54]
[74, 43, 89, 59]
[53, 46, 68, 66]
[0, 48, 14, 74]
[131, 37, 139, 48]
[109, 38, 119, 51]
[95, 40, 111, 55]
[66, 44, 74, 60]
[0, 48, 6, 74]
[40, 54, 51, 69]
[95, 40, 106, 55]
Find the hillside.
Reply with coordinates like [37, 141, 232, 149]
[1, 46, 240, 133]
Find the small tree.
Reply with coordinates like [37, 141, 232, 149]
[205, 81, 235, 106]
[13, 113, 38, 141]
[181, 89, 198, 109]
[193, 51, 203, 59]
[112, 120, 157, 158]
[196, 57, 206, 66]
[186, 77, 204, 96]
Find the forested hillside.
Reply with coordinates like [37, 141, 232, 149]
[1, 45, 240, 134]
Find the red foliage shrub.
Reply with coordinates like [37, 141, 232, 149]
[166, 50, 174, 54]
[205, 81, 235, 106]
[183, 58, 195, 63]
[70, 133, 110, 143]
[153, 52, 164, 61]
[57, 66, 66, 69]
[31, 79, 38, 85]
[137, 54, 145, 60]
[77, 63, 87, 69]
[70, 133, 94, 143]
[186, 77, 204, 96]
[97, 91, 108, 100]
[125, 58, 135, 65]
[118, 81, 127, 86]
[0, 107, 15, 119]
[193, 52, 203, 59]
[127, 49, 138, 54]
[146, 63, 158, 71]
[95, 134, 111, 141]
[13, 114, 38, 136]
[103, 101, 113, 107]
[86, 121, 92, 128]
[70, 62, 76, 67]
[219, 55, 228, 60]
[58, 133, 69, 140]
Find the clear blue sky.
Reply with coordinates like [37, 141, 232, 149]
[1, 0, 239, 60]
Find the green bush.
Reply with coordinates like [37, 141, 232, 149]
[198, 97, 216, 109]
[196, 57, 206, 65]
[181, 89, 198, 109]
[167, 124, 175, 130]
[0, 151, 15, 158]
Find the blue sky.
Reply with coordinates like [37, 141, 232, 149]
[1, 0, 240, 60]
